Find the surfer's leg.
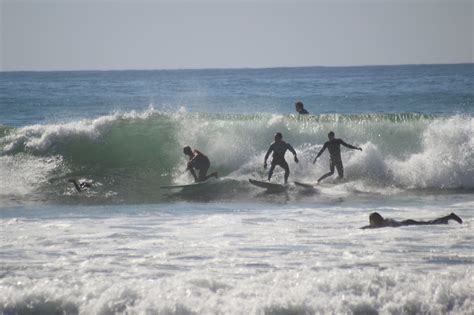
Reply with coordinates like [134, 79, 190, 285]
[317, 160, 335, 183]
[197, 166, 209, 182]
[429, 213, 463, 225]
[203, 172, 218, 181]
[400, 219, 427, 226]
[335, 160, 344, 178]
[449, 213, 463, 224]
[187, 166, 198, 182]
[268, 163, 277, 181]
[281, 160, 290, 184]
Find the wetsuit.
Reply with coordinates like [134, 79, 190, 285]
[297, 108, 309, 115]
[361, 213, 463, 229]
[316, 138, 359, 178]
[265, 141, 297, 183]
[188, 150, 211, 182]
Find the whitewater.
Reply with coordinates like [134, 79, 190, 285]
[1, 65, 473, 314]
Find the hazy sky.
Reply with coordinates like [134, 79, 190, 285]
[1, 0, 473, 71]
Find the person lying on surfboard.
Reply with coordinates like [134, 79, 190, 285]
[361, 212, 463, 229]
[313, 131, 362, 184]
[264, 132, 299, 184]
[183, 146, 218, 182]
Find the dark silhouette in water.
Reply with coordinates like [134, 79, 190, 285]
[183, 146, 218, 182]
[295, 101, 309, 115]
[264, 132, 299, 184]
[313, 131, 362, 184]
[68, 179, 92, 192]
[361, 212, 463, 229]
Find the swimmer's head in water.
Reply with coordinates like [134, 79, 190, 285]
[295, 101, 304, 110]
[183, 146, 193, 156]
[274, 132, 283, 141]
[369, 212, 384, 226]
[328, 131, 335, 140]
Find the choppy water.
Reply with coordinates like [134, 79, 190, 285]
[1, 64, 473, 314]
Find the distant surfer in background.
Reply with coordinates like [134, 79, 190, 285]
[68, 179, 92, 192]
[361, 212, 463, 229]
[264, 132, 299, 184]
[295, 101, 309, 115]
[313, 131, 362, 184]
[183, 146, 218, 182]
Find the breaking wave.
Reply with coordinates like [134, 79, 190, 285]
[1, 107, 473, 204]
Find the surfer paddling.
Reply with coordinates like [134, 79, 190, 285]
[183, 146, 218, 182]
[361, 212, 463, 229]
[313, 131, 362, 184]
[264, 132, 299, 184]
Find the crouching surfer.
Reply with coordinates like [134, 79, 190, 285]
[183, 146, 218, 182]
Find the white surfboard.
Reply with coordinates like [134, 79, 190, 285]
[248, 179, 288, 192]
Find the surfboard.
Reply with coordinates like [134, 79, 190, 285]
[160, 181, 210, 190]
[294, 181, 318, 189]
[248, 179, 287, 191]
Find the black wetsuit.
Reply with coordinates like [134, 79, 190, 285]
[361, 213, 463, 229]
[265, 141, 297, 182]
[297, 108, 309, 115]
[189, 152, 211, 181]
[317, 138, 359, 178]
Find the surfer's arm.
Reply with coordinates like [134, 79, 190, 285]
[264, 145, 273, 167]
[187, 151, 200, 167]
[341, 140, 362, 151]
[287, 143, 299, 163]
[313, 143, 327, 163]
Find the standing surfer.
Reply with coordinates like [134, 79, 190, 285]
[313, 131, 362, 184]
[264, 132, 299, 184]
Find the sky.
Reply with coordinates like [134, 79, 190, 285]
[1, 0, 473, 71]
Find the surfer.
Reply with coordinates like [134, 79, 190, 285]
[361, 212, 463, 229]
[295, 101, 309, 115]
[183, 146, 218, 182]
[264, 132, 299, 184]
[313, 131, 362, 184]
[68, 179, 92, 192]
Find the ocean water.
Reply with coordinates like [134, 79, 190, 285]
[1, 64, 473, 314]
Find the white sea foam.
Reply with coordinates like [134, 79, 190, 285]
[0, 154, 61, 198]
[1, 204, 472, 314]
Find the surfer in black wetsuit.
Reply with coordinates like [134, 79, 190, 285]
[183, 146, 218, 182]
[68, 179, 92, 192]
[295, 101, 309, 115]
[264, 132, 299, 184]
[361, 212, 463, 229]
[313, 131, 362, 184]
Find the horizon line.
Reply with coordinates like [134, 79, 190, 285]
[1, 62, 473, 73]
